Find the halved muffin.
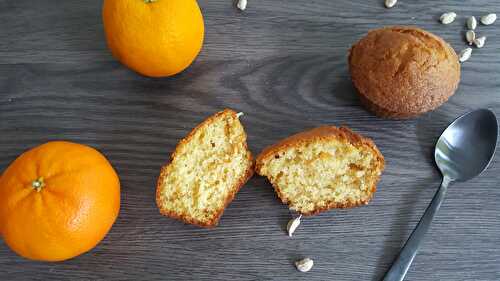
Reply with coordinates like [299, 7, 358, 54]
[256, 126, 384, 215]
[156, 109, 254, 227]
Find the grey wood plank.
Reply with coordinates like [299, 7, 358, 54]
[0, 0, 499, 280]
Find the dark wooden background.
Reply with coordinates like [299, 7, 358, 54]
[1, 0, 499, 280]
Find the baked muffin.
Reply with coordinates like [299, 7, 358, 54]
[348, 26, 460, 119]
[156, 109, 254, 227]
[255, 126, 385, 215]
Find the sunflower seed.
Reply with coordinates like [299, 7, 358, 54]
[440, 12, 457, 24]
[474, 36, 486, 48]
[237, 0, 247, 11]
[480, 13, 497, 25]
[467, 16, 477, 30]
[466, 30, 476, 45]
[287, 215, 302, 237]
[458, 48, 472, 63]
[295, 258, 314, 273]
[385, 0, 397, 8]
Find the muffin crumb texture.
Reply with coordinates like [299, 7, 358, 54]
[256, 126, 384, 215]
[156, 109, 253, 227]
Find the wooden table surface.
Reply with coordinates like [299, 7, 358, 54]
[1, 0, 499, 280]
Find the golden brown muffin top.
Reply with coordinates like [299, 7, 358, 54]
[349, 26, 460, 116]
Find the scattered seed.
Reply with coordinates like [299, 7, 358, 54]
[480, 13, 497, 25]
[237, 0, 247, 11]
[385, 0, 397, 9]
[295, 258, 314, 273]
[467, 16, 477, 30]
[287, 215, 302, 237]
[458, 48, 472, 63]
[466, 30, 476, 45]
[474, 36, 486, 48]
[440, 12, 457, 25]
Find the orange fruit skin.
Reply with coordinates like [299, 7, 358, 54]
[0, 141, 120, 262]
[102, 0, 205, 77]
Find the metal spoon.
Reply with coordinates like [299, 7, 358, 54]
[382, 109, 498, 281]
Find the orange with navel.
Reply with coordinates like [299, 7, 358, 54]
[0, 141, 120, 261]
[102, 0, 205, 77]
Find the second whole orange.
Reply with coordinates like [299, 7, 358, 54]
[102, 0, 205, 77]
[0, 141, 120, 262]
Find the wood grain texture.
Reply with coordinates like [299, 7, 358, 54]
[0, 0, 499, 280]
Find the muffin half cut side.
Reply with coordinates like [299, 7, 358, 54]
[256, 126, 385, 215]
[156, 109, 254, 227]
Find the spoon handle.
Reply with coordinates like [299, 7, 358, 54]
[382, 177, 452, 281]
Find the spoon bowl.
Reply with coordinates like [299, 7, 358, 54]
[435, 108, 498, 181]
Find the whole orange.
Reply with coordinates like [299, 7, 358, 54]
[102, 0, 205, 77]
[0, 141, 120, 261]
